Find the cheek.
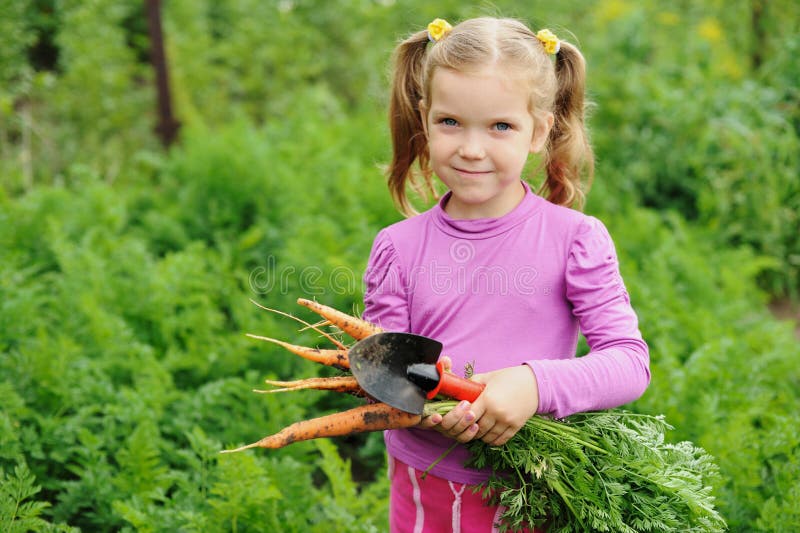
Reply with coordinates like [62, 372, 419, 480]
[428, 134, 453, 160]
[497, 142, 531, 168]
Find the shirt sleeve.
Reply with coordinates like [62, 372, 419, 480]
[362, 229, 411, 333]
[526, 216, 650, 418]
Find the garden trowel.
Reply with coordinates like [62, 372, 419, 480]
[348, 332, 486, 415]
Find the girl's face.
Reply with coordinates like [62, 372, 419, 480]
[422, 66, 552, 219]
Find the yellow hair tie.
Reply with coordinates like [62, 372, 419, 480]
[427, 18, 453, 42]
[536, 28, 560, 55]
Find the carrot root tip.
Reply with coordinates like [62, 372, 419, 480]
[220, 442, 259, 453]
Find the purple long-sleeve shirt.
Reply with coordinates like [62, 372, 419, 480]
[362, 183, 650, 484]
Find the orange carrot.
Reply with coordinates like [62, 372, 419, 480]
[296, 298, 383, 341]
[254, 376, 362, 395]
[246, 334, 350, 369]
[221, 402, 420, 452]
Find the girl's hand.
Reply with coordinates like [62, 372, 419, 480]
[467, 365, 539, 446]
[418, 359, 539, 447]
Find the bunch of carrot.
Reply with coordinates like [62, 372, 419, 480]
[222, 298, 420, 453]
[223, 299, 725, 531]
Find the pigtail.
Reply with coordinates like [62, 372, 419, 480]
[387, 30, 435, 217]
[541, 41, 594, 210]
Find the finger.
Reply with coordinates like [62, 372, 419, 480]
[438, 401, 473, 432]
[439, 355, 453, 373]
[480, 424, 507, 445]
[454, 423, 480, 443]
[473, 417, 496, 440]
[417, 413, 443, 429]
[444, 408, 478, 436]
[487, 426, 519, 447]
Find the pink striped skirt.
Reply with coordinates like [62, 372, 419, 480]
[388, 456, 540, 533]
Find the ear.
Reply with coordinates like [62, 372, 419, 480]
[419, 99, 429, 137]
[530, 112, 554, 153]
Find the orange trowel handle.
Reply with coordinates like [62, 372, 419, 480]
[425, 360, 486, 401]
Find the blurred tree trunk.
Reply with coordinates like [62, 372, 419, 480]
[145, 0, 180, 147]
[751, 0, 765, 70]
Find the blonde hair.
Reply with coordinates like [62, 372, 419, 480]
[387, 17, 594, 216]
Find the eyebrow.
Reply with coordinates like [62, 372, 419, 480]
[431, 110, 521, 124]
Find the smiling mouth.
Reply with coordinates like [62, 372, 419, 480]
[454, 167, 492, 175]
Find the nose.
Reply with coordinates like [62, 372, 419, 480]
[458, 131, 485, 160]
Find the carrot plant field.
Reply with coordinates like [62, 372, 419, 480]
[1, 1, 799, 531]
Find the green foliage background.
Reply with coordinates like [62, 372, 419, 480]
[1, 0, 799, 531]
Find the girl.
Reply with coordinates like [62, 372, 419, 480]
[363, 16, 650, 533]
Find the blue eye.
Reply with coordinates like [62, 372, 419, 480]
[442, 118, 458, 126]
[494, 122, 511, 131]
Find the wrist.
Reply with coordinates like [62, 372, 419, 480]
[522, 363, 541, 414]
